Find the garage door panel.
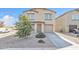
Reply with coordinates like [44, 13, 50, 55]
[45, 24, 53, 32]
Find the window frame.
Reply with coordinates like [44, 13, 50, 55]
[72, 14, 79, 21]
[27, 13, 35, 20]
[44, 13, 53, 20]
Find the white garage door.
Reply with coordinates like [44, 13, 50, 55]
[45, 24, 53, 32]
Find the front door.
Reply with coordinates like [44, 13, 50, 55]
[37, 24, 42, 33]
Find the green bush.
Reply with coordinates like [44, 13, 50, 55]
[36, 32, 46, 38]
[60, 29, 63, 32]
[77, 34, 79, 37]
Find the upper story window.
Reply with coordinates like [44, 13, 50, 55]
[44, 13, 53, 20]
[27, 13, 35, 20]
[72, 14, 79, 21]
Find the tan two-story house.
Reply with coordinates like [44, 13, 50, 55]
[21, 8, 79, 33]
[22, 8, 56, 33]
[55, 9, 79, 33]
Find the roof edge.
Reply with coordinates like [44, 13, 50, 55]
[23, 8, 56, 13]
[55, 8, 79, 20]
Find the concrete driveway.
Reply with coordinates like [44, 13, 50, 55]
[45, 32, 72, 49]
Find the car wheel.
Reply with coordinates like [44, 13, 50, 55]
[73, 31, 76, 34]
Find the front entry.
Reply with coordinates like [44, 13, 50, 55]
[37, 24, 42, 33]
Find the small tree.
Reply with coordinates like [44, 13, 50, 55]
[16, 15, 32, 38]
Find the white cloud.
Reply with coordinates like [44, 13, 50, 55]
[1, 15, 17, 27]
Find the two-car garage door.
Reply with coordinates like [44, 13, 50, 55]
[44, 24, 53, 32]
[32, 24, 53, 33]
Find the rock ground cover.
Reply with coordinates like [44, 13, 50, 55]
[0, 34, 56, 49]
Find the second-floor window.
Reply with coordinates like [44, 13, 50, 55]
[44, 13, 52, 20]
[27, 13, 35, 20]
[72, 14, 79, 21]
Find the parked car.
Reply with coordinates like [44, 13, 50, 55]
[72, 28, 79, 34]
[0, 28, 9, 33]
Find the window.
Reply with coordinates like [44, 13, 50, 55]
[27, 13, 35, 20]
[72, 14, 79, 21]
[44, 13, 53, 20]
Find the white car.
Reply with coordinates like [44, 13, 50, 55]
[72, 29, 79, 34]
[0, 28, 9, 33]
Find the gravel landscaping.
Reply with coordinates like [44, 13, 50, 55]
[0, 34, 56, 50]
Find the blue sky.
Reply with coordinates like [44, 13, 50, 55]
[0, 8, 75, 26]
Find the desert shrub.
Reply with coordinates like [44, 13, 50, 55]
[36, 32, 46, 38]
[38, 40, 45, 43]
[60, 29, 63, 33]
[77, 34, 79, 37]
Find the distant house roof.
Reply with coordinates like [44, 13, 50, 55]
[56, 8, 79, 20]
[23, 8, 56, 13]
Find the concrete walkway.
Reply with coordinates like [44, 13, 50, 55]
[45, 32, 72, 49]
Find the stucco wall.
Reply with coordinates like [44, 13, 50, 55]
[64, 11, 79, 32]
[55, 10, 79, 33]
[22, 8, 55, 23]
[55, 16, 65, 32]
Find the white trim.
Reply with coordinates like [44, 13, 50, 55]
[35, 23, 37, 33]
[42, 24, 44, 32]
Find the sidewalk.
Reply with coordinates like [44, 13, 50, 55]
[55, 32, 79, 50]
[0, 30, 16, 38]
[60, 45, 79, 50]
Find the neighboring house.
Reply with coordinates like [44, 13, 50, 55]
[22, 8, 79, 33]
[0, 21, 4, 27]
[22, 8, 56, 33]
[55, 9, 79, 33]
